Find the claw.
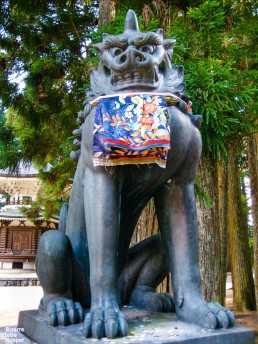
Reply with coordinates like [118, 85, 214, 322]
[104, 308, 118, 338]
[208, 302, 229, 328]
[203, 311, 217, 329]
[117, 311, 128, 337]
[92, 308, 105, 339]
[58, 309, 68, 326]
[224, 308, 235, 327]
[84, 312, 93, 338]
[164, 293, 176, 312]
[74, 302, 84, 323]
[159, 293, 171, 312]
[217, 309, 229, 328]
[213, 302, 235, 327]
[48, 304, 58, 327]
[56, 301, 68, 326]
[149, 295, 163, 311]
[65, 300, 77, 324]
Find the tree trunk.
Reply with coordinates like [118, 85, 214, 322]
[217, 161, 229, 306]
[247, 134, 258, 310]
[132, 199, 171, 293]
[227, 147, 256, 310]
[98, 0, 116, 27]
[197, 157, 220, 302]
[131, 198, 158, 246]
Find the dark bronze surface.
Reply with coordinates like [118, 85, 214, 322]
[35, 10, 234, 340]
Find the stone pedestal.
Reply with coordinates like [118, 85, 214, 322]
[18, 308, 255, 344]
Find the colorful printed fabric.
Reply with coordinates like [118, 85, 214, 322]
[92, 94, 171, 168]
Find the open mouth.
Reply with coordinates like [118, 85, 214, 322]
[109, 69, 159, 90]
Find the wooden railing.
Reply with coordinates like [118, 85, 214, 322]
[0, 248, 13, 255]
[0, 248, 37, 256]
[21, 249, 37, 255]
[5, 200, 31, 205]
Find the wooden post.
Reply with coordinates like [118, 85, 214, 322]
[0, 220, 12, 250]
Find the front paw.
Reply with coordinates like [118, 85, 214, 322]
[46, 299, 84, 326]
[83, 307, 128, 339]
[175, 295, 235, 329]
[207, 302, 235, 328]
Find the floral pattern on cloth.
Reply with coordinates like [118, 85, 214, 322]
[92, 94, 171, 168]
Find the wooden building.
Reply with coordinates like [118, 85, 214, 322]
[0, 167, 58, 270]
[0, 212, 58, 270]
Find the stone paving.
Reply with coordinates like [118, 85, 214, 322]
[0, 270, 37, 279]
[0, 271, 42, 344]
[0, 285, 42, 327]
[0, 269, 39, 287]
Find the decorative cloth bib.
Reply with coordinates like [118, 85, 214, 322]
[92, 93, 179, 168]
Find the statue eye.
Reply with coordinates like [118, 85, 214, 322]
[139, 45, 155, 54]
[109, 47, 123, 56]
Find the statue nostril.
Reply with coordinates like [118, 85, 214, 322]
[136, 54, 146, 62]
[120, 55, 127, 63]
[118, 51, 146, 64]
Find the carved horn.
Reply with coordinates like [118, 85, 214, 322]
[124, 9, 139, 32]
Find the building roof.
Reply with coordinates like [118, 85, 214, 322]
[0, 205, 58, 223]
[0, 163, 39, 177]
[0, 205, 43, 221]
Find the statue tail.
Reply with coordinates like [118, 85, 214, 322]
[58, 203, 69, 233]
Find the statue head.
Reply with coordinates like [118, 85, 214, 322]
[90, 10, 185, 96]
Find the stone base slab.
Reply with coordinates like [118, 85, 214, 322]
[18, 308, 255, 344]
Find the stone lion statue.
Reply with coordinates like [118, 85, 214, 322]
[36, 9, 234, 339]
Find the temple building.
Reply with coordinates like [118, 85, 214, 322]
[0, 166, 58, 270]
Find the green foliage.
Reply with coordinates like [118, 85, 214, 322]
[169, 0, 257, 159]
[0, 109, 23, 171]
[195, 177, 214, 208]
[185, 59, 256, 158]
[0, 0, 97, 213]
[20, 205, 42, 222]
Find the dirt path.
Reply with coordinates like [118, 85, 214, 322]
[226, 289, 258, 342]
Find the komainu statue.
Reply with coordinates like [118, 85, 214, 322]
[36, 10, 235, 339]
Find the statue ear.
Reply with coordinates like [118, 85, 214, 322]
[163, 39, 176, 59]
[156, 28, 164, 39]
[93, 33, 109, 54]
[92, 42, 102, 53]
[102, 33, 109, 40]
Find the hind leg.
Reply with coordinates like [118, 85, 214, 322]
[155, 182, 235, 329]
[118, 235, 175, 312]
[36, 230, 84, 326]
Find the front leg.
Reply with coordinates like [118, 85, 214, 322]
[155, 182, 235, 329]
[83, 166, 128, 339]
